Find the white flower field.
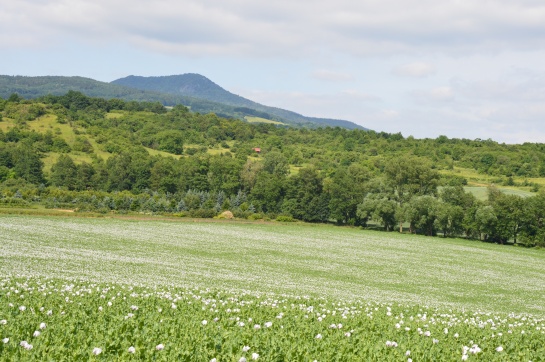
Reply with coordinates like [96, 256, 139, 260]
[1, 215, 545, 360]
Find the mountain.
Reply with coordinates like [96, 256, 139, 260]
[0, 74, 366, 130]
[112, 74, 366, 130]
[112, 74, 253, 106]
[0, 75, 239, 113]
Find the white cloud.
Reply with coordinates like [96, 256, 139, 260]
[380, 110, 399, 119]
[455, 76, 545, 102]
[393, 62, 435, 77]
[311, 69, 354, 82]
[235, 88, 379, 122]
[411, 86, 455, 104]
[430, 87, 454, 101]
[2, 0, 545, 57]
[399, 72, 545, 142]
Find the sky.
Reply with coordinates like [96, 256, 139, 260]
[2, 1, 545, 144]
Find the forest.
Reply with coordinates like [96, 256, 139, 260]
[1, 91, 545, 247]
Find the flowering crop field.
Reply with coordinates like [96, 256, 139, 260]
[1, 215, 545, 361]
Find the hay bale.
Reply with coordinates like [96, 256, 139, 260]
[219, 210, 234, 219]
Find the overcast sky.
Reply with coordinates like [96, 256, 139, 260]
[2, 0, 545, 143]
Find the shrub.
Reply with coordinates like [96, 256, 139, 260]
[232, 210, 251, 219]
[185, 148, 199, 155]
[0, 197, 29, 207]
[247, 213, 263, 220]
[189, 209, 217, 218]
[276, 215, 295, 222]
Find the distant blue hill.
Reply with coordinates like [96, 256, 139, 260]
[112, 74, 367, 130]
[0, 74, 367, 129]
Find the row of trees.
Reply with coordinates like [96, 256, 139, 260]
[3, 147, 544, 246]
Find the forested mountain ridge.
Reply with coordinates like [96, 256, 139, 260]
[112, 74, 257, 107]
[111, 74, 366, 130]
[0, 75, 170, 101]
[2, 92, 545, 246]
[112, 73, 365, 129]
[0, 74, 365, 130]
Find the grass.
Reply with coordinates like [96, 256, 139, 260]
[0, 120, 11, 132]
[1, 115, 65, 136]
[41, 152, 99, 174]
[463, 186, 534, 201]
[105, 111, 126, 119]
[439, 167, 540, 200]
[443, 166, 545, 188]
[289, 163, 311, 175]
[1, 112, 229, 163]
[441, 167, 495, 186]
[527, 177, 545, 186]
[207, 147, 231, 156]
[244, 116, 285, 125]
[0, 114, 106, 173]
[183, 143, 233, 156]
[1, 215, 545, 316]
[0, 206, 83, 216]
[86, 138, 112, 160]
[27, 115, 78, 146]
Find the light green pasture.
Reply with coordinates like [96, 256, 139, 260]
[463, 186, 534, 200]
[244, 116, 285, 125]
[1, 215, 545, 316]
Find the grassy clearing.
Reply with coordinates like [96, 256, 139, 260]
[183, 143, 233, 156]
[207, 147, 232, 156]
[0, 120, 11, 132]
[0, 114, 113, 169]
[105, 111, 126, 119]
[440, 167, 540, 200]
[443, 166, 545, 188]
[289, 164, 312, 175]
[25, 114, 57, 132]
[527, 177, 545, 186]
[41, 152, 98, 174]
[463, 186, 534, 201]
[244, 116, 285, 125]
[26, 115, 78, 146]
[86, 138, 112, 160]
[441, 167, 495, 186]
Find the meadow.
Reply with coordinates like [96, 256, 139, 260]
[1, 215, 545, 360]
[244, 116, 286, 125]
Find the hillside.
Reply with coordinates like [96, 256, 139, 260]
[111, 74, 367, 130]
